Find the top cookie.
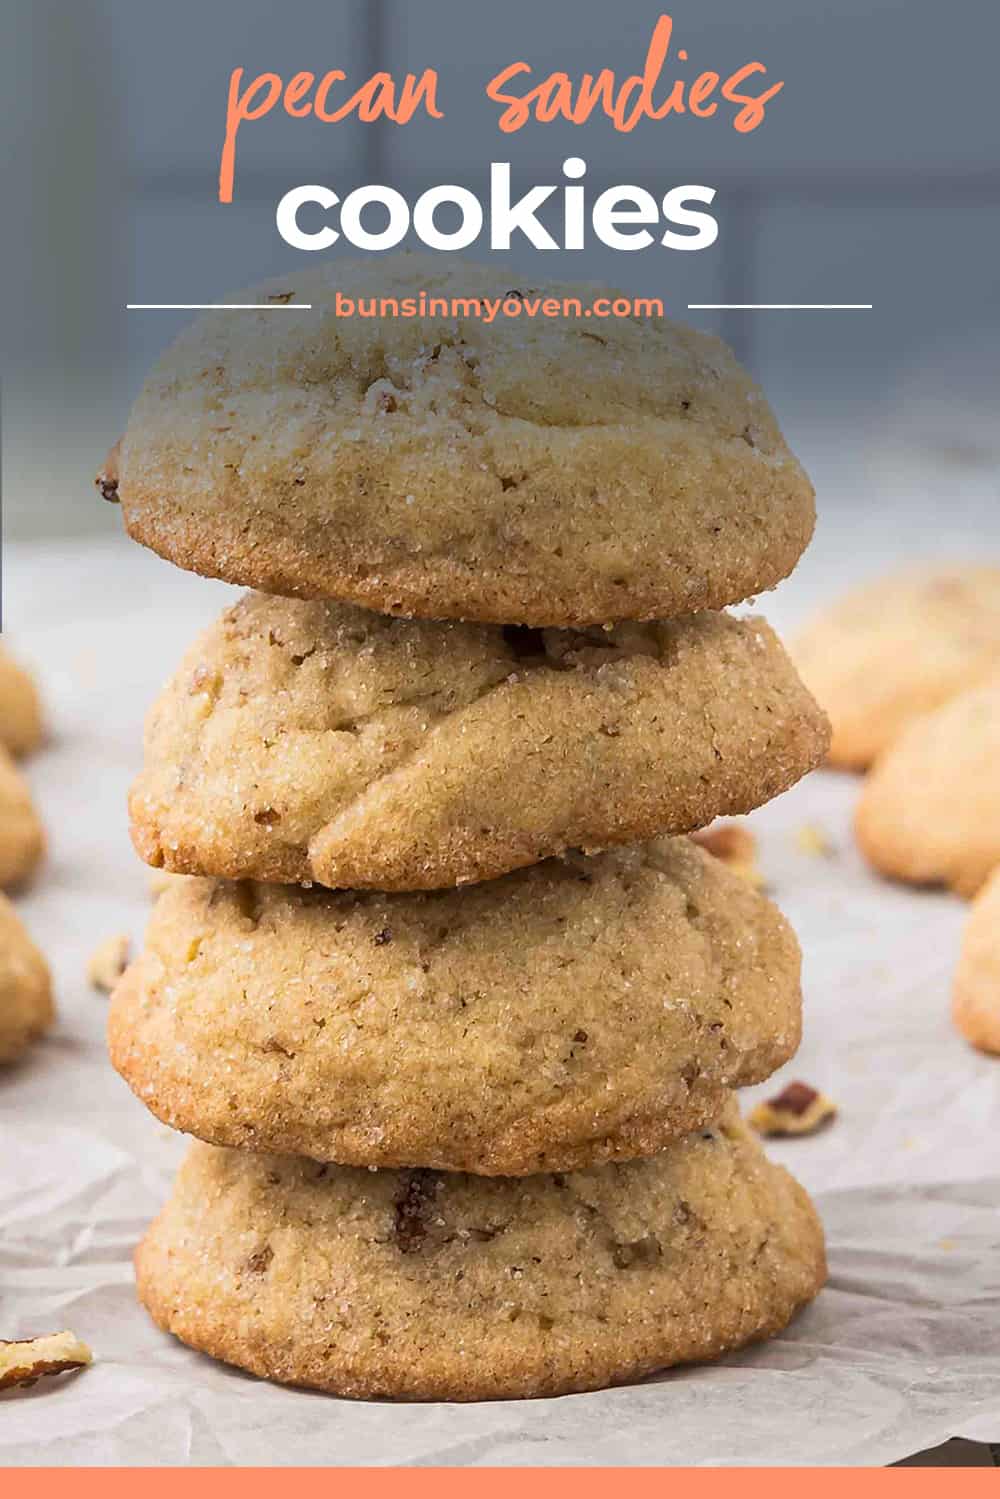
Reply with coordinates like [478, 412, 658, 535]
[793, 564, 1000, 769]
[0, 646, 43, 758]
[110, 255, 814, 626]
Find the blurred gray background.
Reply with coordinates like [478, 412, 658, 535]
[3, 0, 999, 549]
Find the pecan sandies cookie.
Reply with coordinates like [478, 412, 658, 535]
[794, 565, 1000, 769]
[107, 255, 814, 626]
[0, 893, 53, 1064]
[136, 1105, 825, 1401]
[0, 747, 44, 890]
[130, 593, 828, 891]
[0, 644, 44, 758]
[953, 867, 1000, 1054]
[110, 839, 802, 1175]
[856, 678, 1000, 898]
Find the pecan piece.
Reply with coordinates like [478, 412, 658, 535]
[749, 1081, 837, 1137]
[0, 1331, 92, 1389]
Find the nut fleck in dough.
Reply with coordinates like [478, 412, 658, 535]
[110, 840, 802, 1175]
[136, 1106, 825, 1402]
[0, 645, 44, 758]
[0, 893, 53, 1064]
[0, 747, 44, 889]
[130, 593, 828, 891]
[113, 256, 815, 627]
[953, 867, 1000, 1054]
[793, 565, 1000, 769]
[855, 679, 1000, 898]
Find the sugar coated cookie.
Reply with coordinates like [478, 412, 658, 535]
[953, 867, 1000, 1054]
[0, 645, 44, 758]
[110, 256, 814, 626]
[793, 565, 1000, 769]
[136, 1105, 825, 1401]
[0, 747, 44, 889]
[110, 840, 801, 1175]
[855, 679, 1000, 898]
[130, 593, 828, 891]
[0, 894, 53, 1064]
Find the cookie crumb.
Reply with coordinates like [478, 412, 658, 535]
[750, 1081, 836, 1137]
[691, 822, 764, 887]
[87, 934, 130, 992]
[0, 1331, 92, 1390]
[794, 822, 836, 859]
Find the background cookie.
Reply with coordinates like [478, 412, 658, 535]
[0, 747, 45, 888]
[0, 894, 53, 1064]
[131, 593, 829, 891]
[136, 1106, 825, 1402]
[0, 644, 44, 758]
[855, 679, 1000, 897]
[953, 867, 1000, 1054]
[793, 564, 1000, 769]
[112, 255, 815, 626]
[110, 840, 802, 1175]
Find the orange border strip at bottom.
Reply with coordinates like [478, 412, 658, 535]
[12, 1467, 998, 1491]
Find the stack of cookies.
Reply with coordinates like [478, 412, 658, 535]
[105, 257, 830, 1401]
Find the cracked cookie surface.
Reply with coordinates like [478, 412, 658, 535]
[110, 839, 801, 1174]
[136, 1103, 825, 1401]
[0, 893, 53, 1064]
[0, 747, 44, 889]
[113, 255, 814, 626]
[793, 565, 1000, 769]
[129, 592, 828, 891]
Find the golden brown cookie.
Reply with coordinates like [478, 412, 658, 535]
[135, 1105, 825, 1402]
[855, 679, 1000, 898]
[109, 840, 801, 1175]
[130, 593, 828, 891]
[0, 747, 44, 889]
[0, 645, 44, 758]
[109, 256, 815, 626]
[0, 893, 53, 1064]
[793, 565, 1000, 769]
[952, 867, 1000, 1054]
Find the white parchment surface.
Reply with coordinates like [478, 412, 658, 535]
[1, 528, 998, 1466]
